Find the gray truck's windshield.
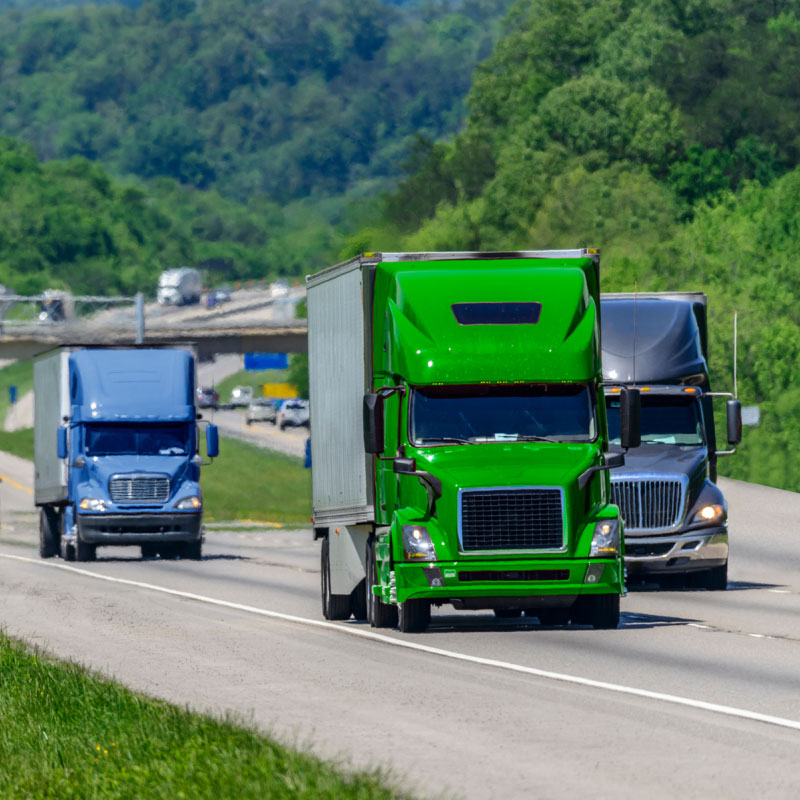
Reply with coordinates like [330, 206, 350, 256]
[85, 424, 190, 456]
[411, 384, 596, 444]
[606, 395, 704, 446]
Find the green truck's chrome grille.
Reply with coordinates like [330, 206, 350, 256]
[459, 488, 564, 551]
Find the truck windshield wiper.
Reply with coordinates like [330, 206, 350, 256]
[514, 435, 559, 443]
[417, 437, 475, 445]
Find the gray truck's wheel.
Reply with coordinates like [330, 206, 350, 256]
[397, 598, 431, 633]
[39, 508, 59, 559]
[321, 537, 352, 620]
[366, 536, 397, 629]
[583, 594, 620, 629]
[695, 562, 728, 591]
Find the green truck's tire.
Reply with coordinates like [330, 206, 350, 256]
[493, 608, 522, 619]
[321, 537, 352, 620]
[350, 579, 368, 621]
[536, 608, 572, 626]
[583, 594, 620, 630]
[397, 599, 431, 633]
[39, 508, 59, 559]
[366, 537, 397, 629]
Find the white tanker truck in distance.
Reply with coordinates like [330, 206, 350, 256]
[157, 268, 202, 306]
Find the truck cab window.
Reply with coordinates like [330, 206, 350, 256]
[606, 395, 704, 446]
[85, 424, 190, 456]
[411, 383, 596, 444]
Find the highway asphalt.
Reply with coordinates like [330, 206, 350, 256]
[0, 453, 798, 799]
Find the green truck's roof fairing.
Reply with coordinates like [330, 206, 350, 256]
[372, 257, 601, 384]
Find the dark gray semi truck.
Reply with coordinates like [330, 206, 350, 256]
[600, 293, 742, 590]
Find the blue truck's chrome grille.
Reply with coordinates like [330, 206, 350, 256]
[459, 488, 564, 551]
[611, 475, 686, 532]
[110, 476, 170, 504]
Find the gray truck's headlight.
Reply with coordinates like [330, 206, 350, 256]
[691, 504, 725, 525]
[175, 496, 201, 510]
[79, 497, 107, 512]
[590, 519, 620, 557]
[402, 525, 437, 561]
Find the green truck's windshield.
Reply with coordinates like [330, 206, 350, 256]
[85, 423, 190, 456]
[411, 383, 596, 444]
[606, 394, 704, 446]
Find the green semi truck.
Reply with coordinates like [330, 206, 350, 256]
[307, 250, 639, 632]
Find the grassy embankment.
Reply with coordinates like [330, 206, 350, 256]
[213, 368, 291, 403]
[0, 632, 405, 800]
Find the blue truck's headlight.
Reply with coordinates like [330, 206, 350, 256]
[590, 519, 620, 557]
[691, 504, 725, 525]
[175, 496, 201, 510]
[402, 525, 437, 561]
[79, 497, 108, 512]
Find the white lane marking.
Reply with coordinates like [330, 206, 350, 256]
[768, 589, 791, 594]
[3, 552, 800, 733]
[688, 623, 711, 629]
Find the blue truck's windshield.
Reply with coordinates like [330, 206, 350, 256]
[84, 424, 190, 456]
[606, 395, 704, 446]
[411, 383, 596, 444]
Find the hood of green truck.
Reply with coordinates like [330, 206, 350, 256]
[373, 258, 600, 384]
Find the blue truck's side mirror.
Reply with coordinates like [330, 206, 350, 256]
[206, 424, 219, 459]
[57, 426, 68, 459]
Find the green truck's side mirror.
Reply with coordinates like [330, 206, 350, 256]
[727, 399, 742, 445]
[363, 393, 385, 455]
[620, 387, 641, 450]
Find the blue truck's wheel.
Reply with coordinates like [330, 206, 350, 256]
[75, 538, 96, 562]
[39, 508, 59, 559]
[366, 536, 397, 629]
[321, 537, 352, 620]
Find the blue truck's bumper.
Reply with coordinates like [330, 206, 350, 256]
[77, 513, 202, 545]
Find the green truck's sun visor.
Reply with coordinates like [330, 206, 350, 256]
[376, 259, 600, 384]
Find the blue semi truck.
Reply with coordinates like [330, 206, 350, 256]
[34, 347, 219, 562]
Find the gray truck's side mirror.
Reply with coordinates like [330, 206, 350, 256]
[57, 426, 68, 459]
[363, 393, 385, 455]
[620, 387, 641, 450]
[727, 399, 742, 445]
[206, 424, 219, 458]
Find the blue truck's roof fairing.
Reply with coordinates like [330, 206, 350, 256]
[69, 349, 195, 423]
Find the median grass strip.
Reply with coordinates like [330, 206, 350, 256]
[0, 632, 407, 800]
[0, 427, 34, 461]
[0, 359, 33, 423]
[214, 368, 290, 403]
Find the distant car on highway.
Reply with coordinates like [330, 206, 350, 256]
[205, 288, 232, 308]
[229, 385, 253, 408]
[246, 398, 277, 425]
[196, 386, 219, 409]
[271, 280, 289, 298]
[279, 399, 309, 430]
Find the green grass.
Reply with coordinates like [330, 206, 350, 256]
[0, 428, 34, 461]
[0, 632, 407, 800]
[214, 369, 291, 403]
[0, 359, 33, 423]
[202, 436, 311, 524]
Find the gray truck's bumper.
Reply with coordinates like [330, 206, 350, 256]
[77, 513, 202, 545]
[624, 527, 728, 576]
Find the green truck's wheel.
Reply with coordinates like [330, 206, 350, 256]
[582, 594, 620, 630]
[350, 579, 367, 621]
[397, 599, 431, 633]
[39, 508, 59, 559]
[321, 537, 352, 620]
[493, 608, 522, 619]
[366, 536, 397, 629]
[536, 608, 572, 626]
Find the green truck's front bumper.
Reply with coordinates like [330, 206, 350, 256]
[386, 557, 624, 606]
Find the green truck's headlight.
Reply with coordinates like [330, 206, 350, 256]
[590, 519, 620, 557]
[79, 497, 108, 512]
[402, 525, 437, 561]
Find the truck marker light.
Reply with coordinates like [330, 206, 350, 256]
[683, 387, 698, 394]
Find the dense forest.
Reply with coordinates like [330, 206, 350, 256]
[349, 0, 800, 491]
[0, 0, 797, 492]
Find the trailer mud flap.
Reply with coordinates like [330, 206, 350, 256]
[329, 524, 369, 595]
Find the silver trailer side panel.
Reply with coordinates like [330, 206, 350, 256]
[34, 348, 70, 505]
[307, 262, 374, 526]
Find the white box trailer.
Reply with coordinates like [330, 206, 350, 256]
[33, 348, 70, 506]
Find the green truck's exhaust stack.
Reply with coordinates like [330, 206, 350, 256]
[307, 250, 630, 632]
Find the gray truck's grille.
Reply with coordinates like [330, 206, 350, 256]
[110, 476, 170, 504]
[459, 488, 564, 551]
[611, 476, 685, 532]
